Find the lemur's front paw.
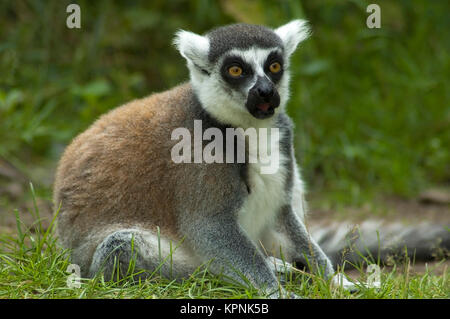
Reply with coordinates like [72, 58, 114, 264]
[267, 257, 295, 275]
[331, 273, 358, 293]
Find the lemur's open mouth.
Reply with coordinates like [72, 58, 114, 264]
[252, 103, 275, 119]
[257, 103, 270, 112]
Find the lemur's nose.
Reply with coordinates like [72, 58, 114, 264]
[255, 77, 274, 100]
[257, 86, 274, 99]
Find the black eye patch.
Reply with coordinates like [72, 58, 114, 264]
[264, 51, 284, 83]
[220, 56, 254, 88]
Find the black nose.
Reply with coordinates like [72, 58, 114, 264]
[257, 86, 274, 99]
[254, 76, 274, 100]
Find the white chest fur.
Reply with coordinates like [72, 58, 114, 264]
[237, 129, 288, 244]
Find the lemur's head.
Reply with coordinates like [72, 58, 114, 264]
[174, 20, 310, 127]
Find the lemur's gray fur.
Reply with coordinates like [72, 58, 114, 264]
[206, 24, 283, 62]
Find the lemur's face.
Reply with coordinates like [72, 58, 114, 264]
[174, 20, 310, 126]
[219, 47, 283, 119]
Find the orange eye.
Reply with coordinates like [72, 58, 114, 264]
[269, 62, 281, 73]
[228, 66, 243, 77]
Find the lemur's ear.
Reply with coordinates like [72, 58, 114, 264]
[275, 20, 310, 57]
[173, 30, 210, 70]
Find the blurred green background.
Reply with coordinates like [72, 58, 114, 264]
[0, 0, 449, 207]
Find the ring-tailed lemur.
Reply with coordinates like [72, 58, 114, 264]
[54, 20, 390, 298]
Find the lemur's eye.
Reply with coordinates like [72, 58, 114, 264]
[269, 62, 282, 73]
[228, 66, 243, 77]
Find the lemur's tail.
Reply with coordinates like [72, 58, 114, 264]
[309, 219, 450, 267]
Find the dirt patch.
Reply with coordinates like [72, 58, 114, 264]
[308, 193, 450, 225]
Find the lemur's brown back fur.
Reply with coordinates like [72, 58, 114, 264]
[54, 80, 250, 277]
[54, 83, 193, 249]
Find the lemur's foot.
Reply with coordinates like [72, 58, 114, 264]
[267, 256, 360, 293]
[267, 256, 296, 275]
[331, 273, 358, 293]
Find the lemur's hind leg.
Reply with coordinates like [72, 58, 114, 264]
[88, 228, 200, 281]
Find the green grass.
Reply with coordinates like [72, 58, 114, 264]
[0, 191, 448, 299]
